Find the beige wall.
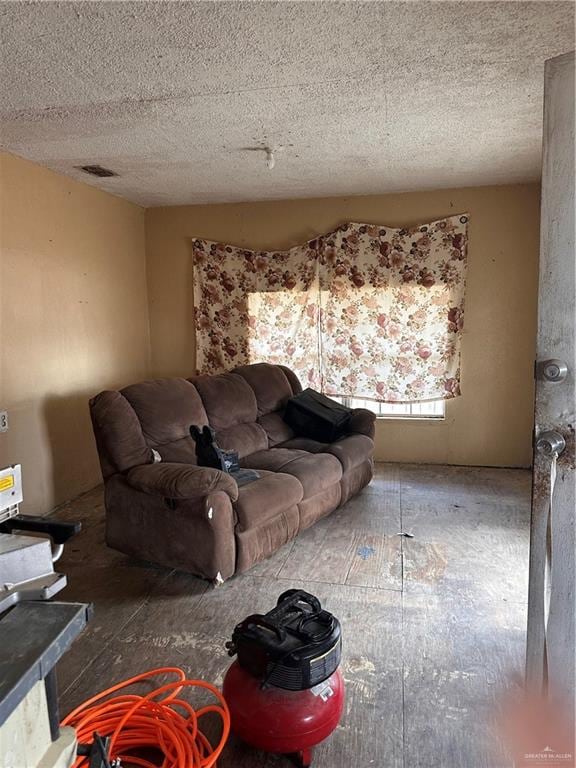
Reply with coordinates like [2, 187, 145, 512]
[0, 166, 540, 517]
[146, 184, 541, 467]
[0, 152, 150, 514]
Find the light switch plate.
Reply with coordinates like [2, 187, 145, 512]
[0, 411, 8, 433]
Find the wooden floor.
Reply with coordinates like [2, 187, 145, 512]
[55, 463, 531, 768]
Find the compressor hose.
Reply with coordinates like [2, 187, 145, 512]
[61, 666, 230, 768]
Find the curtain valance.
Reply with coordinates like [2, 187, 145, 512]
[192, 214, 468, 402]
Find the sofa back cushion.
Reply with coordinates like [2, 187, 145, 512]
[193, 372, 268, 458]
[121, 378, 208, 463]
[217, 422, 269, 458]
[192, 373, 256, 429]
[234, 363, 302, 446]
[90, 391, 153, 478]
[258, 412, 295, 447]
[91, 366, 305, 477]
[233, 363, 295, 415]
[277, 365, 303, 397]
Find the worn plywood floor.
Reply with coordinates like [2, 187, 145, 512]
[55, 463, 531, 768]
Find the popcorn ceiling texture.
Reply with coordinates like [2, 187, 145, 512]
[0, 1, 573, 206]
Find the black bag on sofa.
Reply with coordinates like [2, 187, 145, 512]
[283, 389, 352, 442]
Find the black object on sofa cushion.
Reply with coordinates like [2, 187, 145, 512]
[190, 424, 259, 486]
[283, 389, 352, 442]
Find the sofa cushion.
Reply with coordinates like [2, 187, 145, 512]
[241, 448, 342, 498]
[192, 372, 257, 430]
[284, 454, 342, 498]
[275, 437, 326, 454]
[233, 470, 303, 531]
[240, 447, 309, 472]
[325, 434, 375, 473]
[192, 372, 268, 457]
[277, 365, 303, 396]
[278, 434, 374, 473]
[258, 412, 295, 446]
[216, 422, 269, 459]
[122, 379, 207, 463]
[234, 363, 294, 416]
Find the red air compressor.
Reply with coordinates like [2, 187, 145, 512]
[223, 589, 345, 767]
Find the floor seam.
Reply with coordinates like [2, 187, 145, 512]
[61, 567, 187, 699]
[342, 530, 361, 586]
[254, 572, 404, 593]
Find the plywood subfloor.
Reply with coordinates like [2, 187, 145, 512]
[55, 463, 531, 768]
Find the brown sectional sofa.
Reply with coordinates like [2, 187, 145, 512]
[90, 363, 375, 582]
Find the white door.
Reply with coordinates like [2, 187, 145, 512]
[526, 49, 575, 740]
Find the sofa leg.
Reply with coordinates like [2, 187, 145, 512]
[213, 571, 225, 587]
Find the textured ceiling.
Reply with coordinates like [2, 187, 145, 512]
[0, 1, 574, 206]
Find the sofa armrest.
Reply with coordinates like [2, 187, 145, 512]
[126, 463, 239, 502]
[348, 408, 376, 439]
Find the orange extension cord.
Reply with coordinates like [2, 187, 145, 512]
[62, 667, 230, 768]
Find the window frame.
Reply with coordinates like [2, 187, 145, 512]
[337, 396, 446, 421]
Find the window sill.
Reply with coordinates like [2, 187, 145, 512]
[376, 415, 445, 422]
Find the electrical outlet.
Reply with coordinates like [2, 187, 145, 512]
[0, 411, 8, 433]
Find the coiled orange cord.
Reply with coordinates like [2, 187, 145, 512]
[62, 666, 230, 768]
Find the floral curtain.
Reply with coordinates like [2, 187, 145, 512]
[192, 238, 322, 388]
[192, 214, 468, 402]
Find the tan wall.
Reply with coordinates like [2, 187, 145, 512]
[0, 159, 540, 514]
[0, 152, 150, 514]
[146, 184, 540, 468]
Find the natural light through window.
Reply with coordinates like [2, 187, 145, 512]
[247, 289, 448, 419]
[336, 397, 445, 419]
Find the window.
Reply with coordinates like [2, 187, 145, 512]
[193, 216, 468, 400]
[336, 396, 445, 420]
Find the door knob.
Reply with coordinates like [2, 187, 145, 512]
[536, 430, 566, 456]
[538, 359, 568, 382]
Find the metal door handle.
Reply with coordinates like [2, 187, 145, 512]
[535, 430, 566, 456]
